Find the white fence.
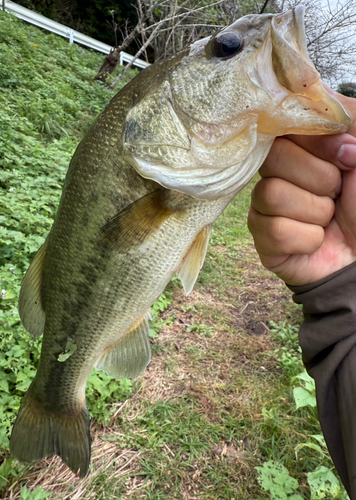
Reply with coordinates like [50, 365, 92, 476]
[3, 0, 150, 69]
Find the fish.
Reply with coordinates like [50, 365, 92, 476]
[10, 6, 350, 477]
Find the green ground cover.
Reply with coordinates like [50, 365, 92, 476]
[0, 10, 348, 500]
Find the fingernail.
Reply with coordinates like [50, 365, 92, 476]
[337, 144, 356, 169]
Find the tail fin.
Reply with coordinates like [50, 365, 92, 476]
[10, 390, 91, 477]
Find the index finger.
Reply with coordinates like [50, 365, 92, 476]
[288, 132, 356, 170]
[260, 137, 342, 198]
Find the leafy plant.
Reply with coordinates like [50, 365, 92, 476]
[308, 466, 347, 499]
[257, 325, 349, 500]
[269, 320, 303, 377]
[292, 371, 317, 410]
[0, 9, 138, 454]
[256, 460, 348, 500]
[86, 369, 132, 424]
[149, 291, 173, 338]
[0, 458, 20, 491]
[186, 322, 214, 337]
[20, 486, 51, 500]
[291, 371, 348, 498]
[255, 460, 303, 500]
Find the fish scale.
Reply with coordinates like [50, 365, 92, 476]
[11, 6, 350, 477]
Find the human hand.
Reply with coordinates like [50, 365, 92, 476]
[248, 91, 356, 286]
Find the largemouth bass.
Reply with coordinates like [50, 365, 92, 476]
[10, 6, 350, 476]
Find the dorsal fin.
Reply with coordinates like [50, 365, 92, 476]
[18, 238, 48, 337]
[100, 188, 174, 252]
[95, 311, 152, 379]
[177, 224, 212, 295]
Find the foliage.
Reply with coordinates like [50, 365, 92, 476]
[338, 82, 356, 98]
[0, 458, 21, 491]
[20, 486, 51, 500]
[256, 460, 303, 499]
[269, 320, 303, 378]
[149, 291, 173, 338]
[292, 371, 317, 410]
[308, 467, 346, 500]
[0, 10, 137, 456]
[14, 0, 271, 66]
[15, 0, 138, 46]
[256, 459, 347, 500]
[86, 370, 132, 424]
[291, 373, 347, 498]
[257, 362, 348, 499]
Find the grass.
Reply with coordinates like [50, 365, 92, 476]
[4, 183, 336, 499]
[0, 9, 347, 500]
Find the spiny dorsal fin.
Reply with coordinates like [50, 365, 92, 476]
[95, 311, 152, 379]
[177, 224, 212, 295]
[100, 188, 174, 252]
[18, 238, 48, 337]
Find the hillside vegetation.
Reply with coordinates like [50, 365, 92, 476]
[0, 10, 349, 500]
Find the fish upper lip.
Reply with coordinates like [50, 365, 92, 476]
[273, 6, 309, 58]
[270, 6, 320, 94]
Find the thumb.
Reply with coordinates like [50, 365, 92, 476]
[324, 84, 356, 135]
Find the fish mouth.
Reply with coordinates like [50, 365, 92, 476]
[257, 6, 351, 135]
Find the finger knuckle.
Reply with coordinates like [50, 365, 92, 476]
[323, 198, 335, 224]
[247, 207, 258, 235]
[268, 217, 288, 245]
[261, 179, 286, 213]
[317, 164, 340, 194]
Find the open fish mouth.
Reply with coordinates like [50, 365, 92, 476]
[255, 6, 351, 135]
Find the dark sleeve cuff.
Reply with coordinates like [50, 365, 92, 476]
[287, 261, 356, 498]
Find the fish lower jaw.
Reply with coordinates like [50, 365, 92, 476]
[256, 89, 350, 137]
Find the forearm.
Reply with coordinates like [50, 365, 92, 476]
[289, 262, 356, 498]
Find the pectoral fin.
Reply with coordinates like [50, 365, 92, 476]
[100, 188, 174, 252]
[18, 238, 48, 337]
[95, 311, 152, 379]
[177, 224, 212, 295]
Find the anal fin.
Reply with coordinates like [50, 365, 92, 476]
[18, 237, 48, 337]
[95, 311, 152, 379]
[177, 224, 212, 295]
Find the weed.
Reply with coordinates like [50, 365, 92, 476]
[186, 322, 214, 337]
[0, 5, 137, 473]
[86, 370, 132, 424]
[256, 460, 303, 499]
[269, 320, 304, 378]
[149, 292, 174, 337]
[20, 486, 51, 500]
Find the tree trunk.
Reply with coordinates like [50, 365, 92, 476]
[94, 48, 121, 83]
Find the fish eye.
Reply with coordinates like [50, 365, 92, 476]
[212, 32, 244, 58]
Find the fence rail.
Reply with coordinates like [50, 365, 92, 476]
[3, 1, 150, 69]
